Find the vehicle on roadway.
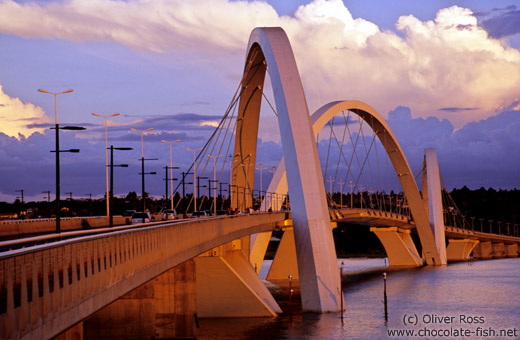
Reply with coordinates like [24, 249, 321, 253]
[191, 211, 208, 218]
[131, 212, 153, 224]
[162, 209, 178, 220]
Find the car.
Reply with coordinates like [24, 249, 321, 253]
[131, 212, 153, 224]
[162, 209, 178, 220]
[123, 209, 136, 217]
[191, 211, 208, 218]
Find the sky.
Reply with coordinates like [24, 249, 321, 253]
[0, 0, 519, 202]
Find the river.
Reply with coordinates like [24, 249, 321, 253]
[197, 257, 520, 340]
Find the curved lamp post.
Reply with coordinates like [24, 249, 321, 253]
[161, 139, 181, 210]
[92, 112, 120, 221]
[39, 88, 85, 235]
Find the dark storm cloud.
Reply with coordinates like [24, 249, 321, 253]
[479, 6, 520, 38]
[387, 105, 520, 189]
[438, 107, 478, 113]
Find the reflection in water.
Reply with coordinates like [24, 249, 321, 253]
[199, 258, 520, 340]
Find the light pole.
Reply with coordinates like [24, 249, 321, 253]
[131, 128, 155, 219]
[208, 154, 222, 215]
[186, 147, 203, 211]
[108, 145, 132, 227]
[92, 112, 120, 221]
[161, 139, 181, 210]
[131, 127, 154, 158]
[327, 176, 335, 205]
[38, 88, 84, 235]
[337, 179, 345, 208]
[256, 162, 267, 210]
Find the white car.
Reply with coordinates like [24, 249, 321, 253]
[162, 209, 178, 220]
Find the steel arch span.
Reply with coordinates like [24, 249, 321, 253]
[232, 27, 342, 312]
[260, 100, 442, 266]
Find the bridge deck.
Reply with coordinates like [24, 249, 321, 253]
[0, 212, 286, 340]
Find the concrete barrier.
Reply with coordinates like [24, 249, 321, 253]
[0, 216, 127, 238]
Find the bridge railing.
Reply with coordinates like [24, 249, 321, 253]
[0, 212, 285, 340]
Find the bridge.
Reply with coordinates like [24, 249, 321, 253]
[1, 27, 519, 340]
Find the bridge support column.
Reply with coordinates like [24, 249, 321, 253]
[84, 260, 197, 340]
[446, 239, 479, 261]
[267, 229, 299, 280]
[472, 242, 492, 260]
[506, 244, 518, 257]
[370, 227, 423, 266]
[195, 249, 281, 317]
[422, 149, 448, 265]
[249, 232, 272, 274]
[492, 243, 506, 258]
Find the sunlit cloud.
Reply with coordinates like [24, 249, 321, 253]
[200, 120, 219, 128]
[0, 84, 51, 138]
[0, 0, 519, 129]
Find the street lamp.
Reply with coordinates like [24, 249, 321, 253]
[186, 147, 203, 211]
[92, 112, 120, 221]
[255, 162, 267, 210]
[208, 154, 222, 215]
[39, 88, 84, 235]
[131, 128, 155, 220]
[108, 145, 132, 227]
[131, 127, 154, 158]
[161, 139, 181, 210]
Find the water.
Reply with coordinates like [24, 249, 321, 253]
[198, 258, 520, 340]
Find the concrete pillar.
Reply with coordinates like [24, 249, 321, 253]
[505, 244, 518, 257]
[492, 243, 506, 258]
[195, 250, 281, 317]
[422, 149, 448, 265]
[472, 242, 492, 260]
[249, 231, 273, 274]
[84, 260, 197, 340]
[370, 227, 423, 266]
[446, 239, 479, 261]
[267, 229, 299, 280]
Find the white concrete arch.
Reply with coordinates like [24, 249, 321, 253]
[233, 27, 342, 312]
[259, 100, 442, 265]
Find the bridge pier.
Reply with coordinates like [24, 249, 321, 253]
[83, 260, 197, 340]
[472, 241, 493, 260]
[195, 241, 281, 317]
[267, 229, 299, 280]
[446, 239, 479, 261]
[370, 227, 423, 266]
[491, 243, 506, 258]
[506, 244, 518, 257]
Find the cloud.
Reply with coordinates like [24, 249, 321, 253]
[438, 107, 478, 113]
[479, 6, 520, 38]
[386, 105, 520, 189]
[0, 84, 51, 138]
[1, 0, 519, 131]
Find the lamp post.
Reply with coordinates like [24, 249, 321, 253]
[130, 128, 155, 220]
[38, 88, 84, 235]
[92, 112, 120, 221]
[186, 147, 203, 211]
[208, 154, 222, 215]
[108, 145, 132, 227]
[161, 139, 181, 210]
[240, 162, 253, 211]
[256, 163, 267, 210]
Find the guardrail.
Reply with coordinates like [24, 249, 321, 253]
[0, 216, 127, 238]
[0, 212, 285, 340]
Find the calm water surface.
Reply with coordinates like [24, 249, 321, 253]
[198, 258, 520, 340]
